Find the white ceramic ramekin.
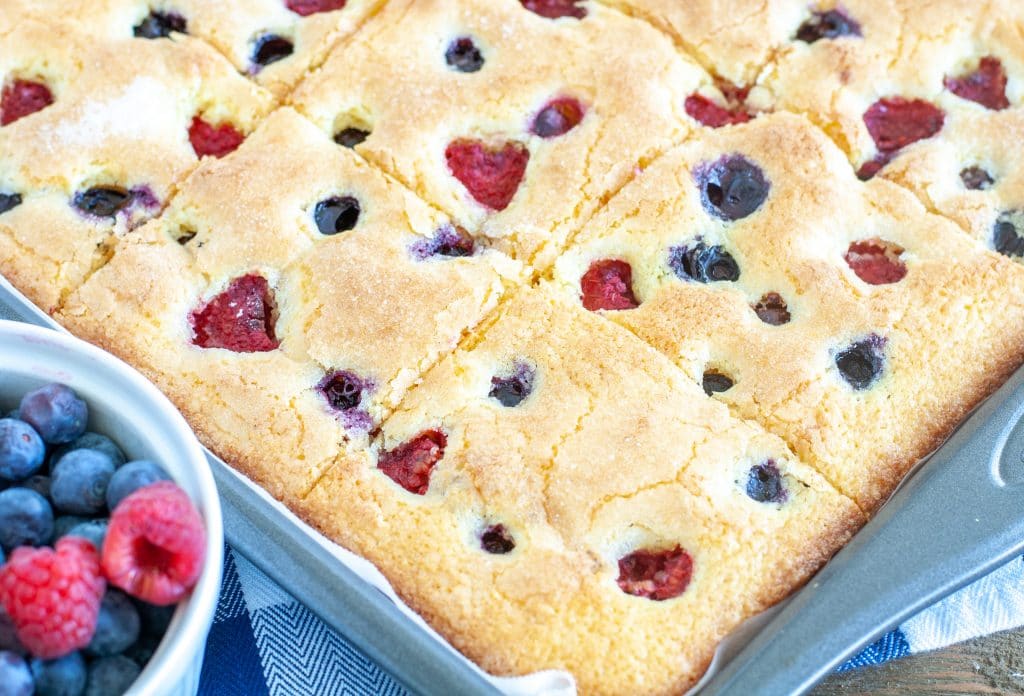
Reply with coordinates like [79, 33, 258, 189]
[0, 320, 223, 696]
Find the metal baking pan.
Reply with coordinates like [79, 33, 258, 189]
[0, 277, 498, 696]
[4, 274, 1023, 695]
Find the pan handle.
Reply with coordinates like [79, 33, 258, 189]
[698, 366, 1024, 695]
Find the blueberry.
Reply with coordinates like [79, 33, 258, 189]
[252, 34, 294, 68]
[53, 515, 92, 541]
[87, 591, 141, 658]
[133, 600, 175, 638]
[85, 656, 140, 696]
[17, 474, 49, 499]
[133, 10, 187, 39]
[745, 461, 788, 503]
[480, 524, 515, 554]
[51, 433, 126, 470]
[66, 520, 108, 552]
[795, 9, 861, 43]
[960, 166, 994, 191]
[0, 488, 54, 551]
[0, 651, 32, 696]
[317, 372, 365, 413]
[50, 450, 115, 515]
[31, 652, 86, 696]
[752, 292, 791, 325]
[993, 211, 1024, 258]
[702, 371, 734, 395]
[333, 127, 369, 148]
[124, 632, 161, 666]
[106, 461, 170, 511]
[19, 384, 88, 445]
[410, 226, 476, 259]
[0, 609, 25, 654]
[696, 155, 770, 221]
[835, 335, 886, 390]
[313, 196, 360, 235]
[488, 363, 535, 407]
[72, 187, 132, 219]
[668, 242, 741, 283]
[0, 192, 22, 215]
[445, 37, 484, 73]
[0, 419, 45, 481]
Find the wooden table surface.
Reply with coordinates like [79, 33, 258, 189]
[811, 626, 1024, 694]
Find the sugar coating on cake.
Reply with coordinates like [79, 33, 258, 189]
[0, 19, 273, 311]
[298, 285, 862, 696]
[57, 108, 522, 502]
[553, 112, 1024, 511]
[289, 0, 715, 268]
[6, 0, 386, 98]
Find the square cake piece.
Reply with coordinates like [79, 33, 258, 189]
[757, 0, 1024, 180]
[0, 19, 273, 312]
[876, 21, 1024, 263]
[289, 0, 714, 268]
[7, 0, 386, 98]
[552, 111, 1024, 511]
[298, 285, 862, 696]
[57, 107, 523, 503]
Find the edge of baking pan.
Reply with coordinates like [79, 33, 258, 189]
[0, 278, 501, 696]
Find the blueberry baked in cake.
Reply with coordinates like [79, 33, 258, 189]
[3, 1, 1024, 694]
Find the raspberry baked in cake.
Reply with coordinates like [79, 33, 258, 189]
[8, 0, 385, 98]
[58, 107, 521, 503]
[299, 285, 862, 696]
[0, 19, 272, 312]
[0, 1, 1022, 694]
[290, 0, 718, 267]
[553, 112, 1024, 511]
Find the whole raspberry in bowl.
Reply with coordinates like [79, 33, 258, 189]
[0, 320, 223, 696]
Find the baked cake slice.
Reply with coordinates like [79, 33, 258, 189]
[0, 19, 273, 312]
[7, 0, 386, 98]
[289, 0, 715, 268]
[552, 111, 1024, 511]
[57, 107, 522, 503]
[299, 284, 862, 696]
[756, 0, 1021, 177]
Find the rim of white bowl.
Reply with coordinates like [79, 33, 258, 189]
[0, 320, 223, 695]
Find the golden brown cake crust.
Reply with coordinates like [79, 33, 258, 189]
[1, 2, 1024, 694]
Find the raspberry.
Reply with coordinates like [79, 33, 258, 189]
[617, 546, 693, 601]
[944, 56, 1009, 111]
[580, 259, 639, 311]
[0, 538, 105, 659]
[863, 98, 944, 154]
[377, 430, 447, 495]
[1, 80, 54, 126]
[102, 481, 207, 606]
[685, 94, 752, 128]
[188, 117, 245, 158]
[521, 0, 586, 19]
[445, 140, 530, 211]
[286, 0, 346, 16]
[844, 238, 907, 285]
[190, 274, 279, 353]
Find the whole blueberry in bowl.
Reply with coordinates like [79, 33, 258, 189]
[0, 419, 45, 481]
[50, 449, 116, 515]
[18, 384, 87, 445]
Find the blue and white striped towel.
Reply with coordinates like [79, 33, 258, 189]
[198, 544, 1024, 695]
